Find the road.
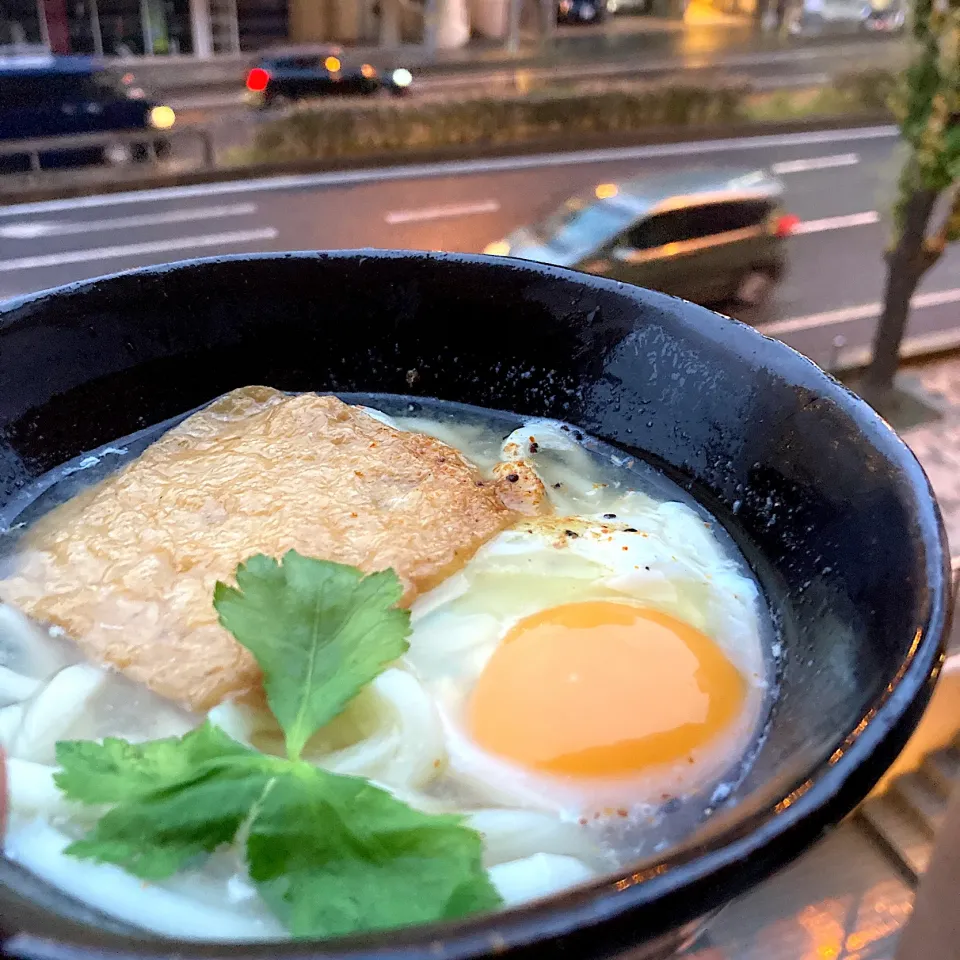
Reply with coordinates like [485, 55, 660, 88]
[2, 124, 958, 373]
[168, 36, 903, 121]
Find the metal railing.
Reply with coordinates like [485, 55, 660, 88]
[951, 556, 960, 612]
[0, 125, 215, 174]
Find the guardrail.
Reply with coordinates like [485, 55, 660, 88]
[0, 126, 215, 174]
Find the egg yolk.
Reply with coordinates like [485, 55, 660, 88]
[468, 601, 747, 779]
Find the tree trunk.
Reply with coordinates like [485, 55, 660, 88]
[859, 186, 940, 404]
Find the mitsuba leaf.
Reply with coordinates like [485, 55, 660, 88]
[214, 551, 411, 761]
[54, 721, 252, 805]
[56, 554, 499, 937]
[247, 763, 502, 938]
[64, 755, 275, 880]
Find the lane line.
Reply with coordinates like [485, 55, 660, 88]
[0, 228, 278, 273]
[792, 210, 880, 234]
[384, 200, 500, 225]
[0, 203, 258, 240]
[0, 125, 899, 217]
[771, 153, 859, 174]
[759, 287, 960, 337]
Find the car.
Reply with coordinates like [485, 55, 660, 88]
[863, 2, 905, 31]
[484, 168, 797, 308]
[245, 51, 413, 108]
[605, 0, 654, 14]
[0, 53, 175, 174]
[557, 0, 607, 24]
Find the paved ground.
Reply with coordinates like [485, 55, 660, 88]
[900, 359, 960, 555]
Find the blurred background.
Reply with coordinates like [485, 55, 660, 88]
[1, 0, 958, 955]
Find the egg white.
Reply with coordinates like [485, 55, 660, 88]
[405, 474, 767, 820]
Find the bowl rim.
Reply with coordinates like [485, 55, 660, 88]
[0, 250, 950, 960]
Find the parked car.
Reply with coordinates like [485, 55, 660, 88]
[557, 0, 607, 23]
[0, 53, 174, 173]
[863, 2, 905, 31]
[245, 51, 413, 108]
[484, 169, 797, 307]
[605, 0, 653, 14]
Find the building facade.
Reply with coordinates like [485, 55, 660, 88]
[0, 0, 424, 55]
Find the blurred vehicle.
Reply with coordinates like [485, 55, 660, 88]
[484, 169, 796, 307]
[863, 1, 905, 30]
[605, 0, 653, 14]
[0, 53, 174, 174]
[786, 0, 892, 34]
[245, 51, 413, 108]
[557, 0, 607, 24]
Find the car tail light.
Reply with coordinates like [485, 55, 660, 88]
[774, 213, 800, 237]
[246, 68, 270, 92]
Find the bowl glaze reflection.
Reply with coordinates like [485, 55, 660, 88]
[0, 251, 949, 960]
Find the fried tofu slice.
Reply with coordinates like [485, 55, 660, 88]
[0, 387, 519, 713]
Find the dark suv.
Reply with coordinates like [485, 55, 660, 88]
[245, 51, 412, 108]
[485, 169, 796, 308]
[0, 54, 175, 173]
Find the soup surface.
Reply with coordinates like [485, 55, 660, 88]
[0, 390, 773, 941]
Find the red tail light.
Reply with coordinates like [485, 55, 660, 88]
[775, 213, 800, 237]
[246, 67, 270, 92]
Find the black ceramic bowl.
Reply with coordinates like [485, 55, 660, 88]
[0, 252, 949, 960]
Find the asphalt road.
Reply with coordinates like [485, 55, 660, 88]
[2, 124, 959, 373]
[168, 36, 903, 122]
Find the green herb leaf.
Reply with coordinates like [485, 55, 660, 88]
[247, 764, 502, 938]
[214, 551, 410, 761]
[55, 721, 251, 805]
[55, 554, 500, 937]
[65, 761, 273, 881]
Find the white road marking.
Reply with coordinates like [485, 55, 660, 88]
[0, 203, 258, 240]
[0, 125, 899, 217]
[384, 200, 500, 225]
[759, 287, 960, 337]
[792, 211, 880, 234]
[771, 153, 859, 175]
[0, 228, 278, 273]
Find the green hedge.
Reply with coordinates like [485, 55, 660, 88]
[250, 69, 894, 164]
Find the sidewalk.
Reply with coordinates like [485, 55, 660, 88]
[899, 357, 960, 554]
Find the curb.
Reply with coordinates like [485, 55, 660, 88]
[0, 112, 890, 207]
[833, 331, 960, 376]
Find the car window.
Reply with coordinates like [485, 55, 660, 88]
[626, 200, 771, 249]
[88, 70, 126, 98]
[537, 197, 634, 252]
[686, 200, 771, 236]
[0, 75, 51, 109]
[625, 209, 689, 249]
[0, 71, 98, 108]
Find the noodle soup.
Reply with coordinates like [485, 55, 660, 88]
[0, 390, 774, 942]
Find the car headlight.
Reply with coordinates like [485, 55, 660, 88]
[148, 105, 176, 130]
[483, 240, 511, 256]
[391, 68, 413, 88]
